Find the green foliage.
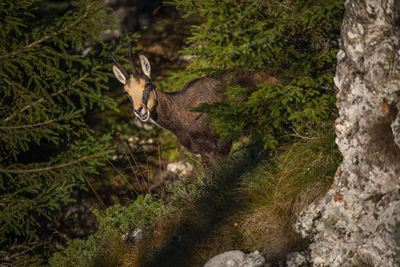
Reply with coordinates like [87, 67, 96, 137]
[49, 194, 167, 267]
[50, 227, 130, 267]
[167, 0, 344, 148]
[0, 0, 121, 264]
[50, 234, 100, 267]
[48, 128, 341, 266]
[94, 194, 167, 233]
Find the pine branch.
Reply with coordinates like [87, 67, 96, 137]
[0, 0, 117, 250]
[0, 7, 91, 60]
[0, 119, 55, 129]
[4, 65, 100, 122]
[5, 242, 48, 261]
[0, 152, 105, 174]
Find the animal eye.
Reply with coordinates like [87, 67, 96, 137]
[145, 80, 153, 87]
[144, 77, 152, 86]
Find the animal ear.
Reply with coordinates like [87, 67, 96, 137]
[139, 55, 151, 78]
[112, 64, 127, 84]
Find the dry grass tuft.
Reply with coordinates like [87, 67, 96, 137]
[116, 128, 340, 266]
[121, 214, 182, 267]
[95, 229, 129, 267]
[237, 129, 340, 261]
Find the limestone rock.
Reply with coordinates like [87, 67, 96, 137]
[292, 0, 400, 266]
[166, 161, 194, 177]
[286, 252, 307, 267]
[204, 250, 265, 267]
[122, 227, 144, 245]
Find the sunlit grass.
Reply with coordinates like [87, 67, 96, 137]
[116, 127, 340, 266]
[237, 127, 340, 261]
[51, 127, 340, 267]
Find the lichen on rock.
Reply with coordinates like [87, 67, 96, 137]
[290, 0, 400, 266]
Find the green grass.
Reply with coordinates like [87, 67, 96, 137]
[49, 127, 341, 267]
[237, 127, 340, 260]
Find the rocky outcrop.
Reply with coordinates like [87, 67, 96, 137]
[290, 0, 400, 266]
[204, 251, 265, 267]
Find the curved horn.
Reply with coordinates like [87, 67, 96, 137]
[129, 42, 139, 78]
[109, 52, 129, 79]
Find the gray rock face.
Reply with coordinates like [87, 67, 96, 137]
[291, 0, 400, 266]
[204, 250, 265, 267]
[286, 252, 307, 267]
[166, 161, 194, 177]
[122, 227, 144, 244]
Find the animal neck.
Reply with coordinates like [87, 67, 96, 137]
[150, 88, 179, 132]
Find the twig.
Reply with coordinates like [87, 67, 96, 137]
[48, 228, 71, 242]
[123, 149, 144, 193]
[287, 128, 318, 140]
[0, 119, 55, 130]
[5, 242, 48, 260]
[145, 158, 152, 194]
[105, 158, 139, 196]
[157, 140, 162, 173]
[0, 154, 101, 174]
[84, 176, 106, 210]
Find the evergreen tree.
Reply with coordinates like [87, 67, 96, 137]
[0, 0, 119, 264]
[167, 0, 344, 148]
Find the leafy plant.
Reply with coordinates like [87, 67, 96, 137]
[94, 194, 168, 233]
[49, 194, 167, 267]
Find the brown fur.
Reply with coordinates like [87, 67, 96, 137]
[150, 77, 232, 168]
[124, 77, 147, 111]
[149, 73, 277, 167]
[111, 49, 276, 167]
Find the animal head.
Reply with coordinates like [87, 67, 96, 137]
[110, 44, 156, 122]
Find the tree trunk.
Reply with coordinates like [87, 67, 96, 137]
[290, 0, 400, 266]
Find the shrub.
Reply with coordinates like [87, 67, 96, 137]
[49, 194, 168, 267]
[167, 0, 344, 148]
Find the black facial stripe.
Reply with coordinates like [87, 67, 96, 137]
[142, 83, 155, 107]
[127, 94, 133, 104]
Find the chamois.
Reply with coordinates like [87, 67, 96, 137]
[110, 46, 232, 167]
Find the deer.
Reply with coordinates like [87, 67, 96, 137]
[109, 46, 232, 168]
